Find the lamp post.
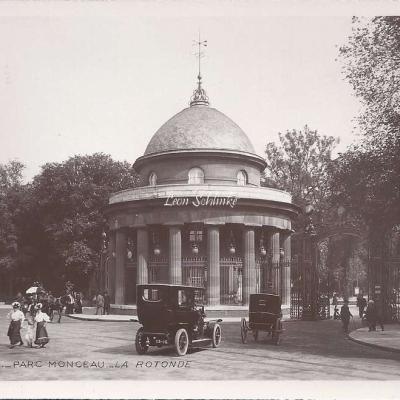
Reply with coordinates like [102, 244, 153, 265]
[303, 203, 318, 320]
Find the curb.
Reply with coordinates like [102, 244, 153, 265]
[347, 332, 400, 354]
[66, 315, 136, 323]
[67, 314, 296, 323]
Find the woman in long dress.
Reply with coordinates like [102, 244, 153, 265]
[34, 303, 50, 348]
[7, 302, 24, 348]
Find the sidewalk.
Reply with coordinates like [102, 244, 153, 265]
[348, 324, 400, 353]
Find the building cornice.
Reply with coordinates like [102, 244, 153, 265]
[134, 149, 267, 171]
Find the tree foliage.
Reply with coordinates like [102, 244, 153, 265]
[333, 17, 400, 235]
[0, 153, 139, 295]
[0, 161, 25, 273]
[28, 153, 139, 290]
[264, 125, 338, 227]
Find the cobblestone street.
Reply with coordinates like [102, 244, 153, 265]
[1, 309, 400, 381]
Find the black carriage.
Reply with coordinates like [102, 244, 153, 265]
[135, 284, 222, 356]
[241, 293, 283, 345]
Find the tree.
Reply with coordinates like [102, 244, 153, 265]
[0, 161, 28, 299]
[264, 125, 338, 228]
[335, 17, 400, 237]
[28, 153, 139, 292]
[0, 160, 25, 272]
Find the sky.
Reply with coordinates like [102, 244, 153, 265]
[0, 2, 370, 182]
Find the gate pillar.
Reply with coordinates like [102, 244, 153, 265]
[243, 227, 256, 305]
[115, 229, 127, 304]
[271, 231, 280, 295]
[281, 231, 291, 306]
[168, 226, 182, 284]
[207, 225, 220, 306]
[137, 228, 149, 285]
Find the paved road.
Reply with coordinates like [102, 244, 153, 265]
[0, 309, 399, 381]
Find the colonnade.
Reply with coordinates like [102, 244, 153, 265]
[106, 225, 292, 306]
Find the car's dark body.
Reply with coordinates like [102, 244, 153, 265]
[135, 284, 222, 356]
[241, 293, 283, 344]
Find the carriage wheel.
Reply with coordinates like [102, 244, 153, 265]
[240, 318, 248, 344]
[175, 328, 189, 356]
[253, 329, 258, 341]
[135, 327, 149, 355]
[212, 324, 222, 348]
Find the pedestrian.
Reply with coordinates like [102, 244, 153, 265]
[340, 299, 353, 333]
[365, 299, 377, 331]
[95, 291, 104, 315]
[74, 293, 83, 314]
[356, 292, 367, 318]
[103, 291, 110, 315]
[34, 303, 50, 348]
[7, 302, 24, 348]
[23, 311, 35, 348]
[65, 291, 75, 314]
[332, 292, 339, 320]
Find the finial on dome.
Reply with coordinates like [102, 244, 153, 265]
[190, 33, 209, 107]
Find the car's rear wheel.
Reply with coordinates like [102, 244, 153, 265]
[135, 327, 149, 354]
[240, 318, 248, 344]
[211, 324, 222, 348]
[175, 328, 189, 356]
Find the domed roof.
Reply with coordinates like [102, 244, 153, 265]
[144, 106, 256, 156]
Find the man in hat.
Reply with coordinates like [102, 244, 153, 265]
[7, 302, 25, 348]
[365, 299, 377, 331]
[340, 299, 353, 333]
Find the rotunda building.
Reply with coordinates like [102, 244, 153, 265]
[103, 79, 299, 306]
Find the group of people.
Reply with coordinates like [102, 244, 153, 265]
[335, 292, 385, 333]
[7, 301, 50, 349]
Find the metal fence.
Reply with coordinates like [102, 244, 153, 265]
[148, 257, 168, 284]
[290, 256, 330, 320]
[368, 257, 400, 322]
[220, 257, 243, 305]
[182, 257, 206, 288]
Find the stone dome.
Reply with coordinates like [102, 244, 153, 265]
[144, 105, 256, 156]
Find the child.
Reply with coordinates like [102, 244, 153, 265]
[24, 311, 35, 348]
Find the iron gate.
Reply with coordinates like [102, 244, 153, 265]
[368, 257, 400, 322]
[290, 256, 330, 320]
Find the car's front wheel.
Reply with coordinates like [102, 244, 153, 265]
[175, 328, 189, 356]
[211, 323, 222, 348]
[135, 327, 149, 354]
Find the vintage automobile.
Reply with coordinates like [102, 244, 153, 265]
[135, 284, 222, 356]
[240, 293, 283, 345]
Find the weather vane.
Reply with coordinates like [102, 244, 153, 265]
[193, 32, 207, 81]
[190, 32, 209, 107]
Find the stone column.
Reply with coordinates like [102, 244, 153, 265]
[137, 228, 149, 285]
[271, 231, 280, 295]
[108, 231, 116, 303]
[115, 229, 127, 305]
[281, 231, 292, 306]
[207, 225, 220, 306]
[243, 227, 256, 305]
[169, 226, 182, 284]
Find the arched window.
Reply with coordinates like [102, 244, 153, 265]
[149, 172, 157, 186]
[237, 170, 247, 186]
[188, 167, 204, 184]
